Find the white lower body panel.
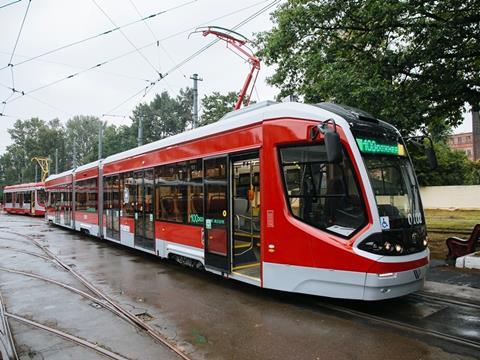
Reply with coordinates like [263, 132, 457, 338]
[76, 222, 99, 237]
[263, 262, 427, 300]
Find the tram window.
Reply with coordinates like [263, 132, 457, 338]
[155, 159, 203, 225]
[76, 178, 97, 212]
[279, 144, 366, 237]
[103, 177, 111, 210]
[122, 172, 135, 218]
[112, 176, 120, 210]
[5, 193, 12, 203]
[37, 190, 46, 205]
[24, 192, 31, 204]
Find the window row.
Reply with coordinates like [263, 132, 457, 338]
[4, 191, 32, 205]
[76, 178, 98, 212]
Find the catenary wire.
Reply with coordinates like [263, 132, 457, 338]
[0, 0, 22, 10]
[8, 0, 32, 65]
[2, 0, 275, 106]
[0, 0, 197, 72]
[103, 0, 280, 117]
[91, 0, 159, 75]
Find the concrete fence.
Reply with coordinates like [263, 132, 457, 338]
[420, 185, 480, 210]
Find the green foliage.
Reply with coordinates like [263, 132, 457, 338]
[257, 0, 480, 134]
[0, 88, 195, 187]
[200, 91, 238, 126]
[199, 91, 254, 126]
[130, 88, 193, 143]
[0, 118, 67, 185]
[411, 142, 478, 186]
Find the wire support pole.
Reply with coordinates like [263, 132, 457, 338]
[137, 116, 143, 147]
[190, 73, 203, 128]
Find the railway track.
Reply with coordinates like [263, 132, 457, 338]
[0, 230, 192, 360]
[309, 292, 480, 353]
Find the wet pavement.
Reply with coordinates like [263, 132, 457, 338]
[0, 213, 478, 359]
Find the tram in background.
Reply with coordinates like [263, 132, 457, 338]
[43, 101, 431, 300]
[3, 182, 46, 216]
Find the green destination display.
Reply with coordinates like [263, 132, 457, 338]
[356, 138, 405, 156]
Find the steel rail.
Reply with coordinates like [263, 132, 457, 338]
[313, 300, 480, 350]
[412, 291, 480, 310]
[0, 266, 112, 311]
[0, 292, 18, 360]
[0, 246, 55, 262]
[4, 230, 192, 360]
[5, 312, 129, 360]
[0, 265, 147, 330]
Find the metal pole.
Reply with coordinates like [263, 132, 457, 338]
[55, 148, 58, 174]
[190, 73, 203, 128]
[98, 121, 103, 160]
[35, 164, 38, 182]
[73, 141, 77, 168]
[137, 116, 143, 147]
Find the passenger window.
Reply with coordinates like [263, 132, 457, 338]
[155, 159, 203, 225]
[122, 172, 135, 218]
[280, 144, 366, 237]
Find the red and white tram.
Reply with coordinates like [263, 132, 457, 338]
[44, 102, 430, 300]
[3, 182, 46, 216]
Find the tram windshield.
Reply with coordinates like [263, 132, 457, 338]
[280, 144, 367, 237]
[356, 137, 423, 229]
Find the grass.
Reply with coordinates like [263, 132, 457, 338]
[425, 209, 480, 259]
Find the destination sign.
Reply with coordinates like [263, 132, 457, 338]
[356, 138, 406, 156]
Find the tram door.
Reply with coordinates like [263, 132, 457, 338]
[54, 192, 61, 223]
[105, 176, 121, 240]
[64, 187, 72, 226]
[134, 169, 155, 250]
[31, 190, 35, 215]
[203, 156, 230, 272]
[232, 155, 261, 279]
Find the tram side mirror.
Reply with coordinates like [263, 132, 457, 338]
[426, 146, 437, 170]
[325, 131, 343, 163]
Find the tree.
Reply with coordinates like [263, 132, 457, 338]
[200, 91, 238, 126]
[65, 115, 103, 166]
[411, 142, 477, 186]
[130, 88, 193, 144]
[257, 0, 480, 134]
[0, 118, 68, 186]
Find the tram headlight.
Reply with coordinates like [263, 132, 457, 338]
[395, 244, 403, 253]
[423, 238, 428, 247]
[384, 242, 392, 251]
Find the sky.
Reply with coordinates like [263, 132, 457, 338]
[0, 0, 280, 152]
[0, 0, 472, 154]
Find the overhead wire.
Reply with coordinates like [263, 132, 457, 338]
[2, 0, 275, 106]
[0, 0, 22, 10]
[91, 0, 159, 76]
[0, 0, 197, 72]
[0, 49, 151, 82]
[8, 0, 31, 65]
[7, 0, 32, 92]
[127, 0, 186, 81]
[103, 0, 280, 117]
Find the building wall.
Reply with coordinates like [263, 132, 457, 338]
[448, 132, 474, 160]
[420, 185, 480, 209]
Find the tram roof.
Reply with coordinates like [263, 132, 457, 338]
[45, 169, 74, 182]
[4, 182, 44, 191]
[75, 160, 101, 173]
[102, 101, 354, 166]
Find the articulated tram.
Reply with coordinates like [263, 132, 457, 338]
[43, 102, 429, 300]
[3, 182, 46, 216]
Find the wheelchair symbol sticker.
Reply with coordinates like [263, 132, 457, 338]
[380, 216, 390, 230]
